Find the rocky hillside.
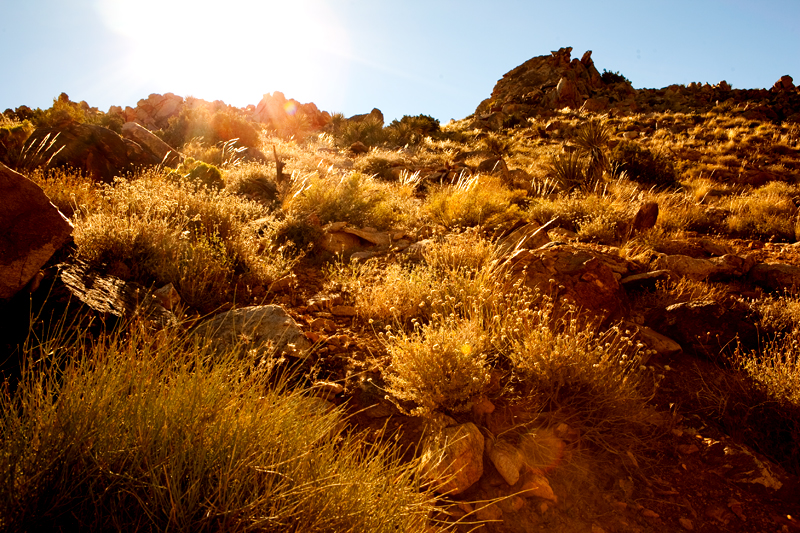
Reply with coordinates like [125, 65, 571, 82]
[1, 48, 800, 533]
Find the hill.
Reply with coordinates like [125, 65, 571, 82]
[1, 47, 799, 532]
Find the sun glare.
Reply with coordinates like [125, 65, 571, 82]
[95, 0, 351, 107]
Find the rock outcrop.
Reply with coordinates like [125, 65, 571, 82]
[18, 122, 161, 182]
[0, 162, 73, 300]
[476, 47, 800, 123]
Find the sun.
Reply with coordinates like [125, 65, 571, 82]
[96, 0, 351, 107]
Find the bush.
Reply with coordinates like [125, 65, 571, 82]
[601, 70, 630, 85]
[160, 106, 260, 149]
[425, 173, 526, 230]
[169, 157, 224, 189]
[609, 141, 677, 187]
[386, 114, 440, 145]
[383, 317, 490, 416]
[334, 117, 386, 147]
[0, 321, 435, 532]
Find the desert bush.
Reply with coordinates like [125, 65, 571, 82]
[283, 172, 406, 231]
[224, 162, 279, 206]
[491, 295, 659, 452]
[0, 116, 34, 165]
[528, 193, 626, 242]
[724, 181, 798, 241]
[383, 317, 490, 416]
[0, 320, 434, 532]
[573, 120, 611, 188]
[168, 157, 224, 189]
[609, 141, 678, 187]
[601, 70, 630, 85]
[425, 173, 525, 230]
[386, 114, 440, 146]
[160, 106, 260, 149]
[334, 116, 386, 147]
[30, 93, 88, 128]
[27, 167, 101, 218]
[73, 169, 296, 312]
[355, 154, 397, 180]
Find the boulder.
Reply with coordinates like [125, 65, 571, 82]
[499, 244, 628, 324]
[121, 122, 184, 167]
[648, 299, 760, 355]
[748, 262, 800, 291]
[488, 439, 526, 486]
[193, 305, 311, 359]
[18, 122, 160, 182]
[629, 201, 659, 235]
[422, 422, 485, 495]
[0, 162, 73, 300]
[59, 261, 176, 328]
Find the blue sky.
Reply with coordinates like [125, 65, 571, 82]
[2, 0, 798, 123]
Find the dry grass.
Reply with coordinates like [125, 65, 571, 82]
[0, 317, 436, 532]
[425, 173, 526, 230]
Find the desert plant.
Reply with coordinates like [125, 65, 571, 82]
[168, 157, 225, 189]
[0, 318, 435, 532]
[548, 151, 590, 192]
[609, 141, 677, 188]
[386, 114, 440, 146]
[383, 317, 491, 416]
[574, 120, 611, 187]
[425, 173, 525, 230]
[224, 162, 279, 206]
[335, 116, 386, 147]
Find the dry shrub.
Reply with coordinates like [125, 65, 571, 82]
[73, 169, 297, 312]
[0, 318, 435, 532]
[383, 317, 491, 416]
[724, 181, 799, 241]
[425, 173, 525, 230]
[283, 171, 417, 231]
[27, 167, 101, 218]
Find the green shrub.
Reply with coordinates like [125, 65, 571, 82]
[169, 157, 224, 189]
[160, 106, 260, 149]
[609, 141, 677, 187]
[335, 117, 386, 147]
[224, 162, 279, 206]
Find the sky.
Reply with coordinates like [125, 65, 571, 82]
[1, 0, 799, 123]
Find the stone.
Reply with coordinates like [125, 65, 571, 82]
[488, 439, 526, 486]
[628, 323, 683, 359]
[320, 231, 363, 254]
[652, 254, 720, 281]
[121, 121, 184, 167]
[59, 261, 176, 328]
[499, 244, 628, 324]
[349, 141, 369, 154]
[330, 305, 357, 317]
[629, 201, 658, 234]
[620, 270, 673, 292]
[649, 299, 760, 354]
[153, 283, 181, 310]
[343, 227, 391, 246]
[477, 157, 508, 174]
[422, 422, 484, 495]
[193, 305, 311, 359]
[0, 162, 73, 300]
[519, 471, 557, 502]
[748, 262, 800, 291]
[496, 221, 552, 255]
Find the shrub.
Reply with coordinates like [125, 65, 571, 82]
[283, 172, 403, 230]
[386, 114, 440, 146]
[0, 117, 34, 166]
[160, 106, 260, 149]
[73, 169, 296, 312]
[724, 182, 798, 241]
[609, 141, 678, 187]
[383, 317, 490, 416]
[168, 157, 224, 189]
[224, 162, 279, 206]
[425, 173, 525, 230]
[334, 117, 386, 147]
[601, 70, 630, 85]
[0, 320, 435, 532]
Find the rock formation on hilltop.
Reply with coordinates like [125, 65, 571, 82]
[475, 46, 800, 129]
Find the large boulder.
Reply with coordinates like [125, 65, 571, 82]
[0, 162, 73, 300]
[499, 243, 629, 324]
[121, 122, 184, 167]
[18, 122, 160, 182]
[193, 305, 311, 360]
